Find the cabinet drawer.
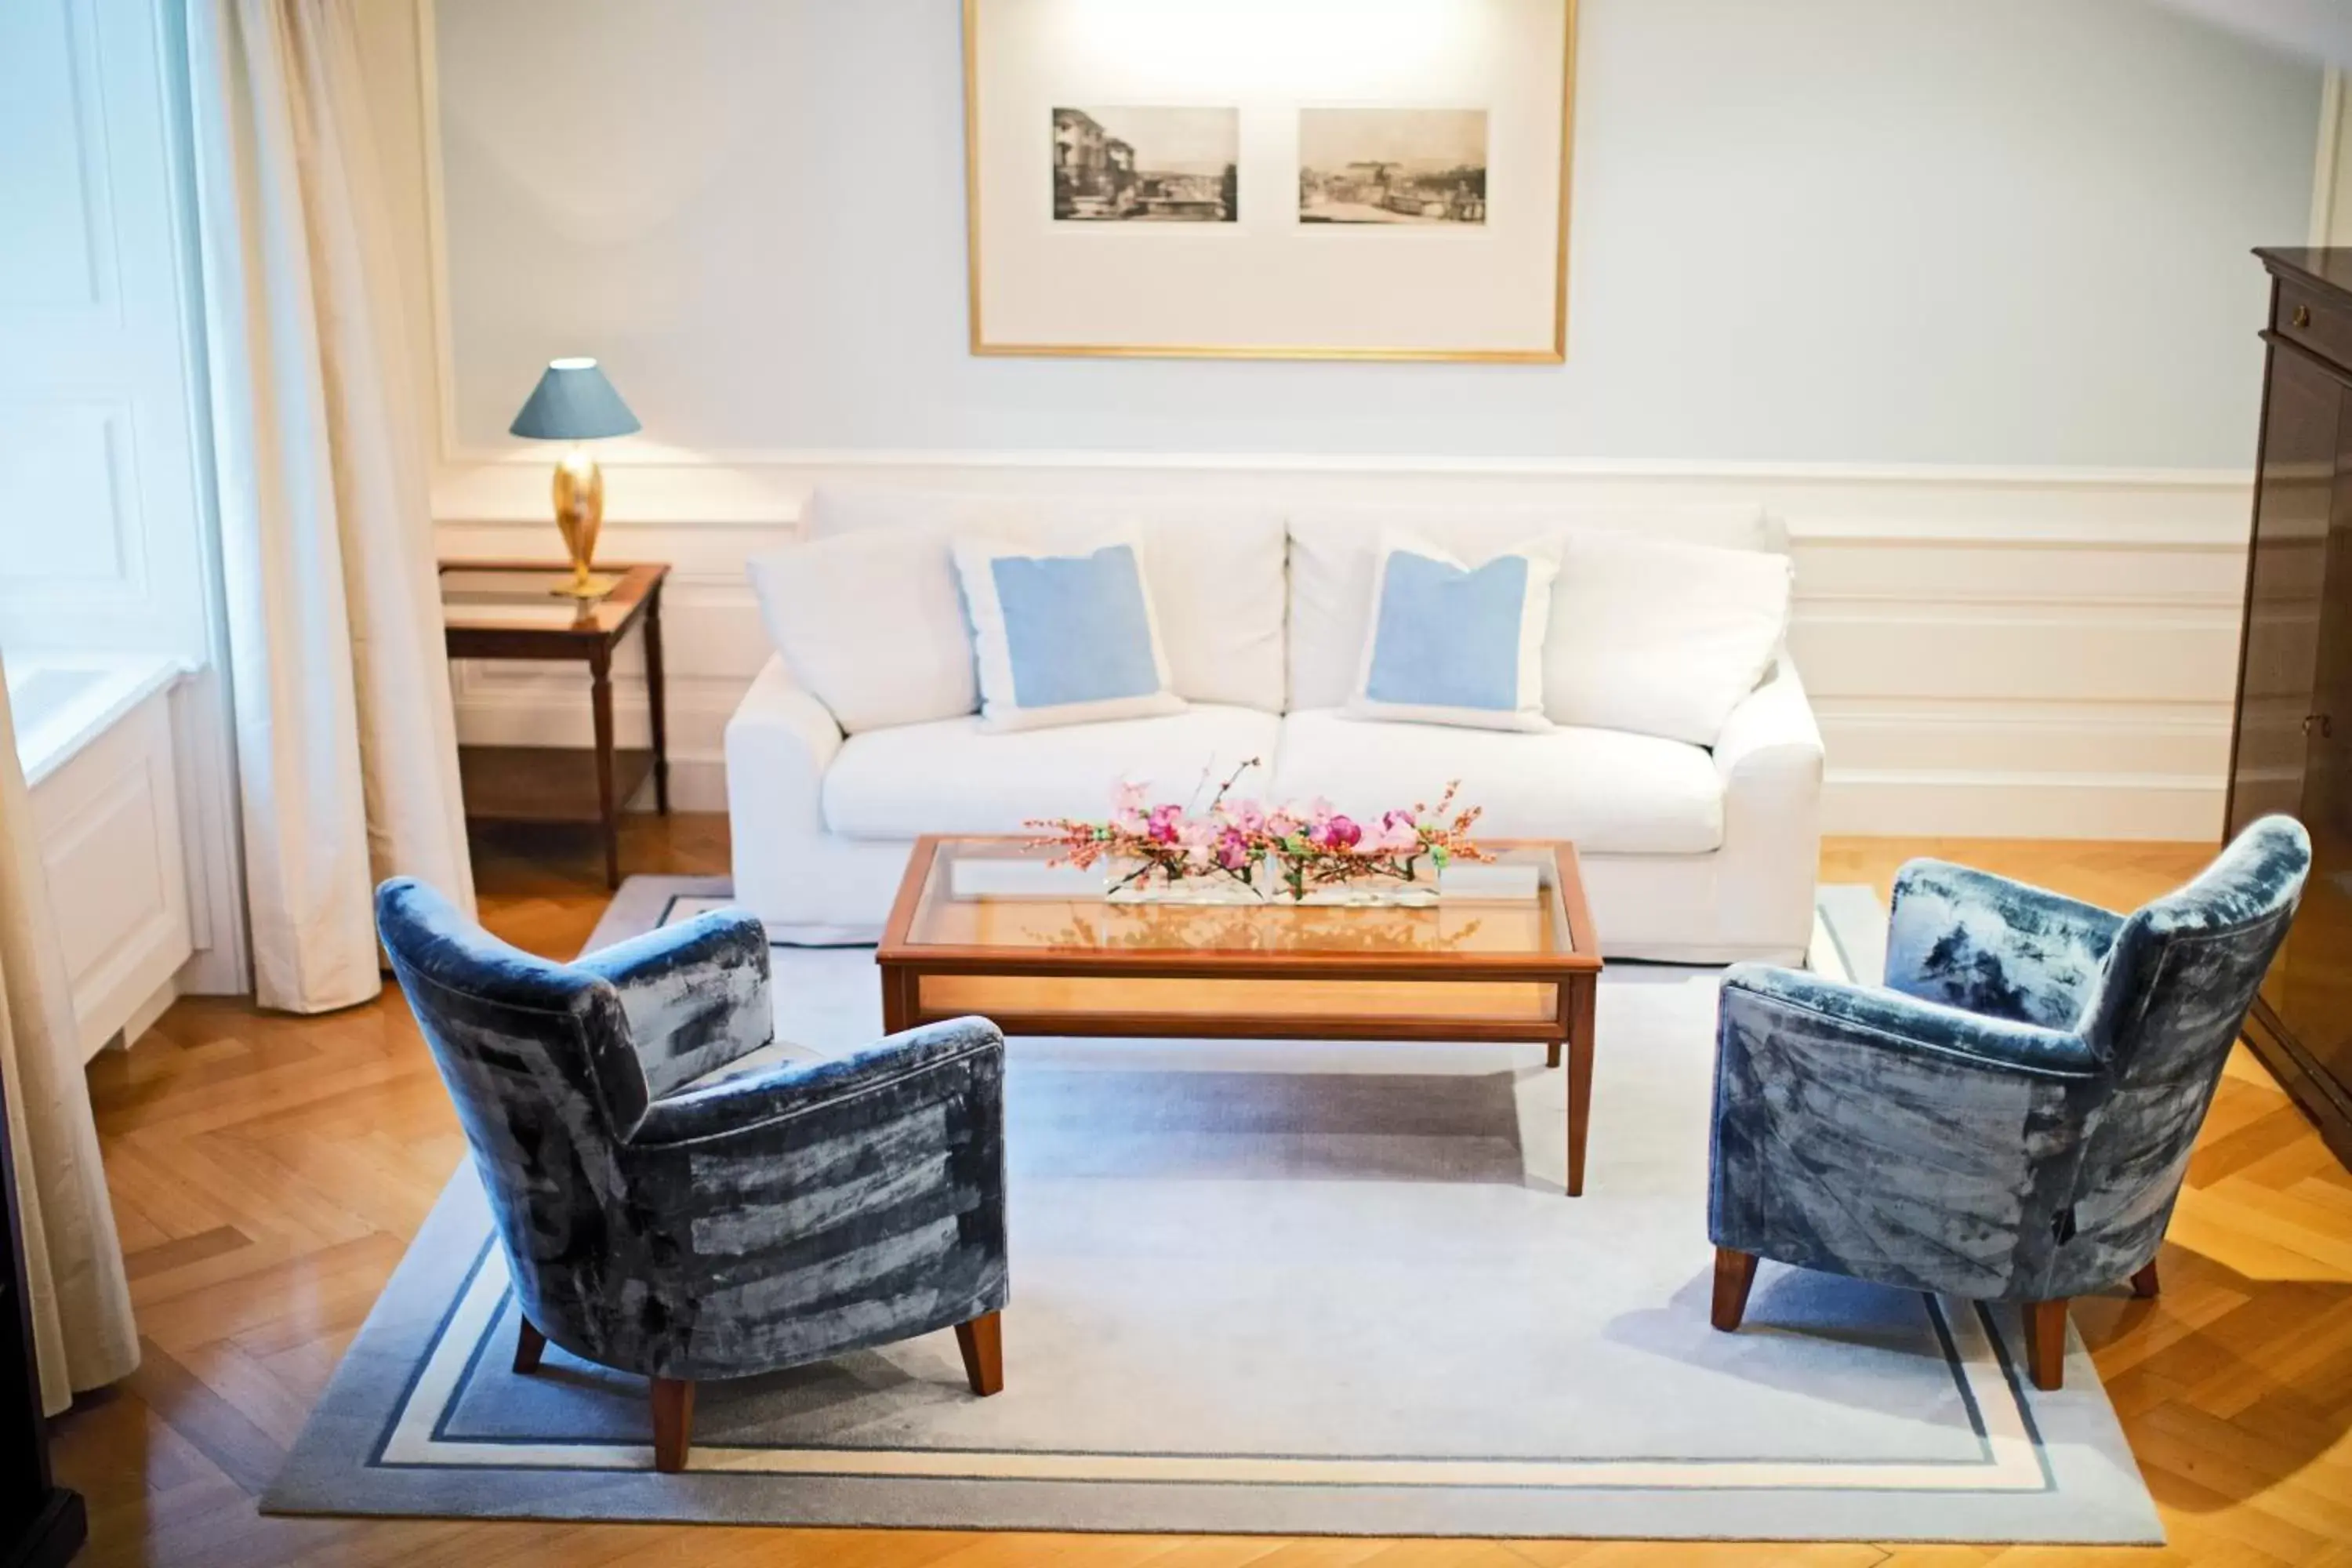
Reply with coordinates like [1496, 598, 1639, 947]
[2276, 279, 2352, 372]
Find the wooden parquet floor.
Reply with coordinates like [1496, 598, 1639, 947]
[49, 818, 2352, 1566]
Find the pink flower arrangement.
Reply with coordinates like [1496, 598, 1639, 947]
[1029, 759, 1489, 902]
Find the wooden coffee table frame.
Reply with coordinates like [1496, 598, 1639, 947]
[877, 836, 1605, 1194]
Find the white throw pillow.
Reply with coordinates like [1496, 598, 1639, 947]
[1342, 534, 1558, 732]
[746, 528, 976, 733]
[953, 533, 1187, 732]
[808, 486, 1287, 712]
[1545, 529, 1794, 745]
[1284, 506, 1778, 713]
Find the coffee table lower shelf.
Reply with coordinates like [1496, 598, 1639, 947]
[878, 960, 1599, 1196]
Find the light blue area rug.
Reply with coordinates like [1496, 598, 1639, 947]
[263, 880, 2161, 1542]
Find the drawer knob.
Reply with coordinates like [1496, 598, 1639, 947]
[2307, 713, 2334, 739]
[2294, 303, 2313, 328]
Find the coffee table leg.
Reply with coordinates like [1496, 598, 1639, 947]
[1566, 976, 1595, 1196]
[881, 966, 913, 1036]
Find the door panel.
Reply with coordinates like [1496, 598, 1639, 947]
[2230, 346, 2336, 1032]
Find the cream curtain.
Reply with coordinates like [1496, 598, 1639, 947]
[188, 0, 476, 1013]
[0, 662, 140, 1415]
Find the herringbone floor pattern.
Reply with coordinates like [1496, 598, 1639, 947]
[47, 819, 2352, 1566]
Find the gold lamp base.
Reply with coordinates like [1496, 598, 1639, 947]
[549, 569, 622, 601]
[550, 448, 619, 601]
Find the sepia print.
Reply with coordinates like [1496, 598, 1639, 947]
[1053, 106, 1240, 221]
[1298, 108, 1488, 225]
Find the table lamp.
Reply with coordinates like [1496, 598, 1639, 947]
[508, 357, 641, 599]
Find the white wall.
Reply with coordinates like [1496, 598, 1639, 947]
[0, 0, 247, 995]
[361, 0, 2332, 840]
[430, 0, 2315, 466]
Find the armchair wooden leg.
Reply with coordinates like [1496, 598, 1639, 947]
[1710, 1248, 1759, 1332]
[2129, 1261, 2160, 1299]
[514, 1317, 546, 1376]
[955, 1311, 1004, 1396]
[651, 1377, 695, 1472]
[2023, 1301, 2067, 1391]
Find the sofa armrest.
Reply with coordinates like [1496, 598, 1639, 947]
[1713, 656, 1824, 786]
[575, 909, 773, 1102]
[1706, 659, 1825, 960]
[725, 656, 844, 837]
[1884, 861, 2123, 1032]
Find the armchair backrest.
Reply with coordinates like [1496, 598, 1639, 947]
[376, 879, 653, 1308]
[2066, 815, 2309, 1261]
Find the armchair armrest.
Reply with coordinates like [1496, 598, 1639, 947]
[1711, 964, 2097, 1300]
[630, 1016, 1004, 1147]
[575, 909, 773, 1102]
[615, 1016, 1009, 1378]
[1722, 964, 2100, 1080]
[1885, 861, 2124, 1031]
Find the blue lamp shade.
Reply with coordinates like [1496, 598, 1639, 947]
[507, 357, 641, 441]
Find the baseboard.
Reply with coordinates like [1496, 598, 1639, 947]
[1823, 770, 2222, 841]
[118, 973, 178, 1051]
[626, 757, 727, 815]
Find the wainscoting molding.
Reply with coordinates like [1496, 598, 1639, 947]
[435, 454, 2250, 842]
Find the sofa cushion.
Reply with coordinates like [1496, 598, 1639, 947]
[1546, 530, 1793, 746]
[746, 528, 975, 733]
[822, 703, 1282, 840]
[1287, 505, 1780, 714]
[1345, 534, 1558, 732]
[953, 534, 1186, 731]
[807, 486, 1285, 712]
[1269, 709, 1723, 855]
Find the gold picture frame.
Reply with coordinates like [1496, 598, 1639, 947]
[962, 0, 1578, 363]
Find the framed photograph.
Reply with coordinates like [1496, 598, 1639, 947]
[1054, 107, 1239, 223]
[964, 0, 1576, 362]
[1298, 109, 1488, 226]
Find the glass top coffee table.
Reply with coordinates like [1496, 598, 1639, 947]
[877, 836, 1604, 1194]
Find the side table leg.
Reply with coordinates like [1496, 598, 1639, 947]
[644, 582, 670, 815]
[590, 648, 619, 890]
[1566, 976, 1595, 1196]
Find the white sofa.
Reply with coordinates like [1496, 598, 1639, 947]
[727, 487, 1824, 964]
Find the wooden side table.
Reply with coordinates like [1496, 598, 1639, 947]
[439, 561, 671, 888]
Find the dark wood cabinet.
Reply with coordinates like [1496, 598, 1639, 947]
[2230, 249, 2352, 1170]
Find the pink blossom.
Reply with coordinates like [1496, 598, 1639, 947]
[1227, 798, 1266, 833]
[1112, 779, 1151, 831]
[1217, 829, 1252, 869]
[1147, 803, 1182, 844]
[1306, 797, 1336, 826]
[1265, 809, 1301, 838]
[1326, 815, 1363, 849]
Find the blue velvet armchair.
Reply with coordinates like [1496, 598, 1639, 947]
[1707, 816, 2309, 1389]
[376, 878, 1009, 1472]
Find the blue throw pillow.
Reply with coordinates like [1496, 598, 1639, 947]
[1345, 534, 1557, 731]
[953, 535, 1186, 731]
